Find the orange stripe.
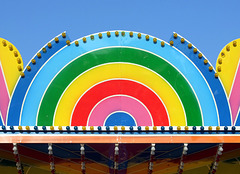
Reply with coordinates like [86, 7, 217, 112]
[0, 135, 240, 143]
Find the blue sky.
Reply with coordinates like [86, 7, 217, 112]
[0, 0, 240, 66]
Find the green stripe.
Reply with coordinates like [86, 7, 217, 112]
[38, 47, 202, 126]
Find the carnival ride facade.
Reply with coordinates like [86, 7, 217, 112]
[0, 31, 240, 173]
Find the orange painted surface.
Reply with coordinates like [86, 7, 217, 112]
[0, 135, 240, 143]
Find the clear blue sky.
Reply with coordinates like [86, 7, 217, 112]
[1, 0, 240, 66]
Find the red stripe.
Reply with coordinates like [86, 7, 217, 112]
[71, 79, 169, 126]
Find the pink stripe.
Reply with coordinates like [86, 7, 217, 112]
[0, 65, 9, 124]
[230, 61, 240, 124]
[88, 95, 152, 126]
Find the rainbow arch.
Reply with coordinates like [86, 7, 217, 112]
[169, 33, 231, 126]
[6, 32, 71, 126]
[38, 49, 201, 126]
[6, 31, 232, 127]
[87, 94, 153, 126]
[216, 39, 240, 125]
[0, 38, 23, 125]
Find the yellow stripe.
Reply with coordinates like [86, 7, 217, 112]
[54, 63, 186, 126]
[0, 38, 23, 95]
[216, 39, 240, 96]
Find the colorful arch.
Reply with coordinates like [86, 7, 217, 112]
[6, 33, 71, 126]
[36, 47, 203, 126]
[71, 80, 167, 126]
[0, 38, 23, 95]
[53, 63, 186, 126]
[216, 39, 240, 96]
[87, 95, 152, 126]
[0, 38, 23, 125]
[216, 39, 240, 125]
[6, 31, 227, 127]
[170, 33, 231, 126]
[41, 61, 187, 126]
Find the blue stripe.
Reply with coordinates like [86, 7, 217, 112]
[169, 33, 231, 126]
[235, 110, 240, 126]
[0, 112, 3, 126]
[7, 33, 71, 125]
[105, 112, 136, 126]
